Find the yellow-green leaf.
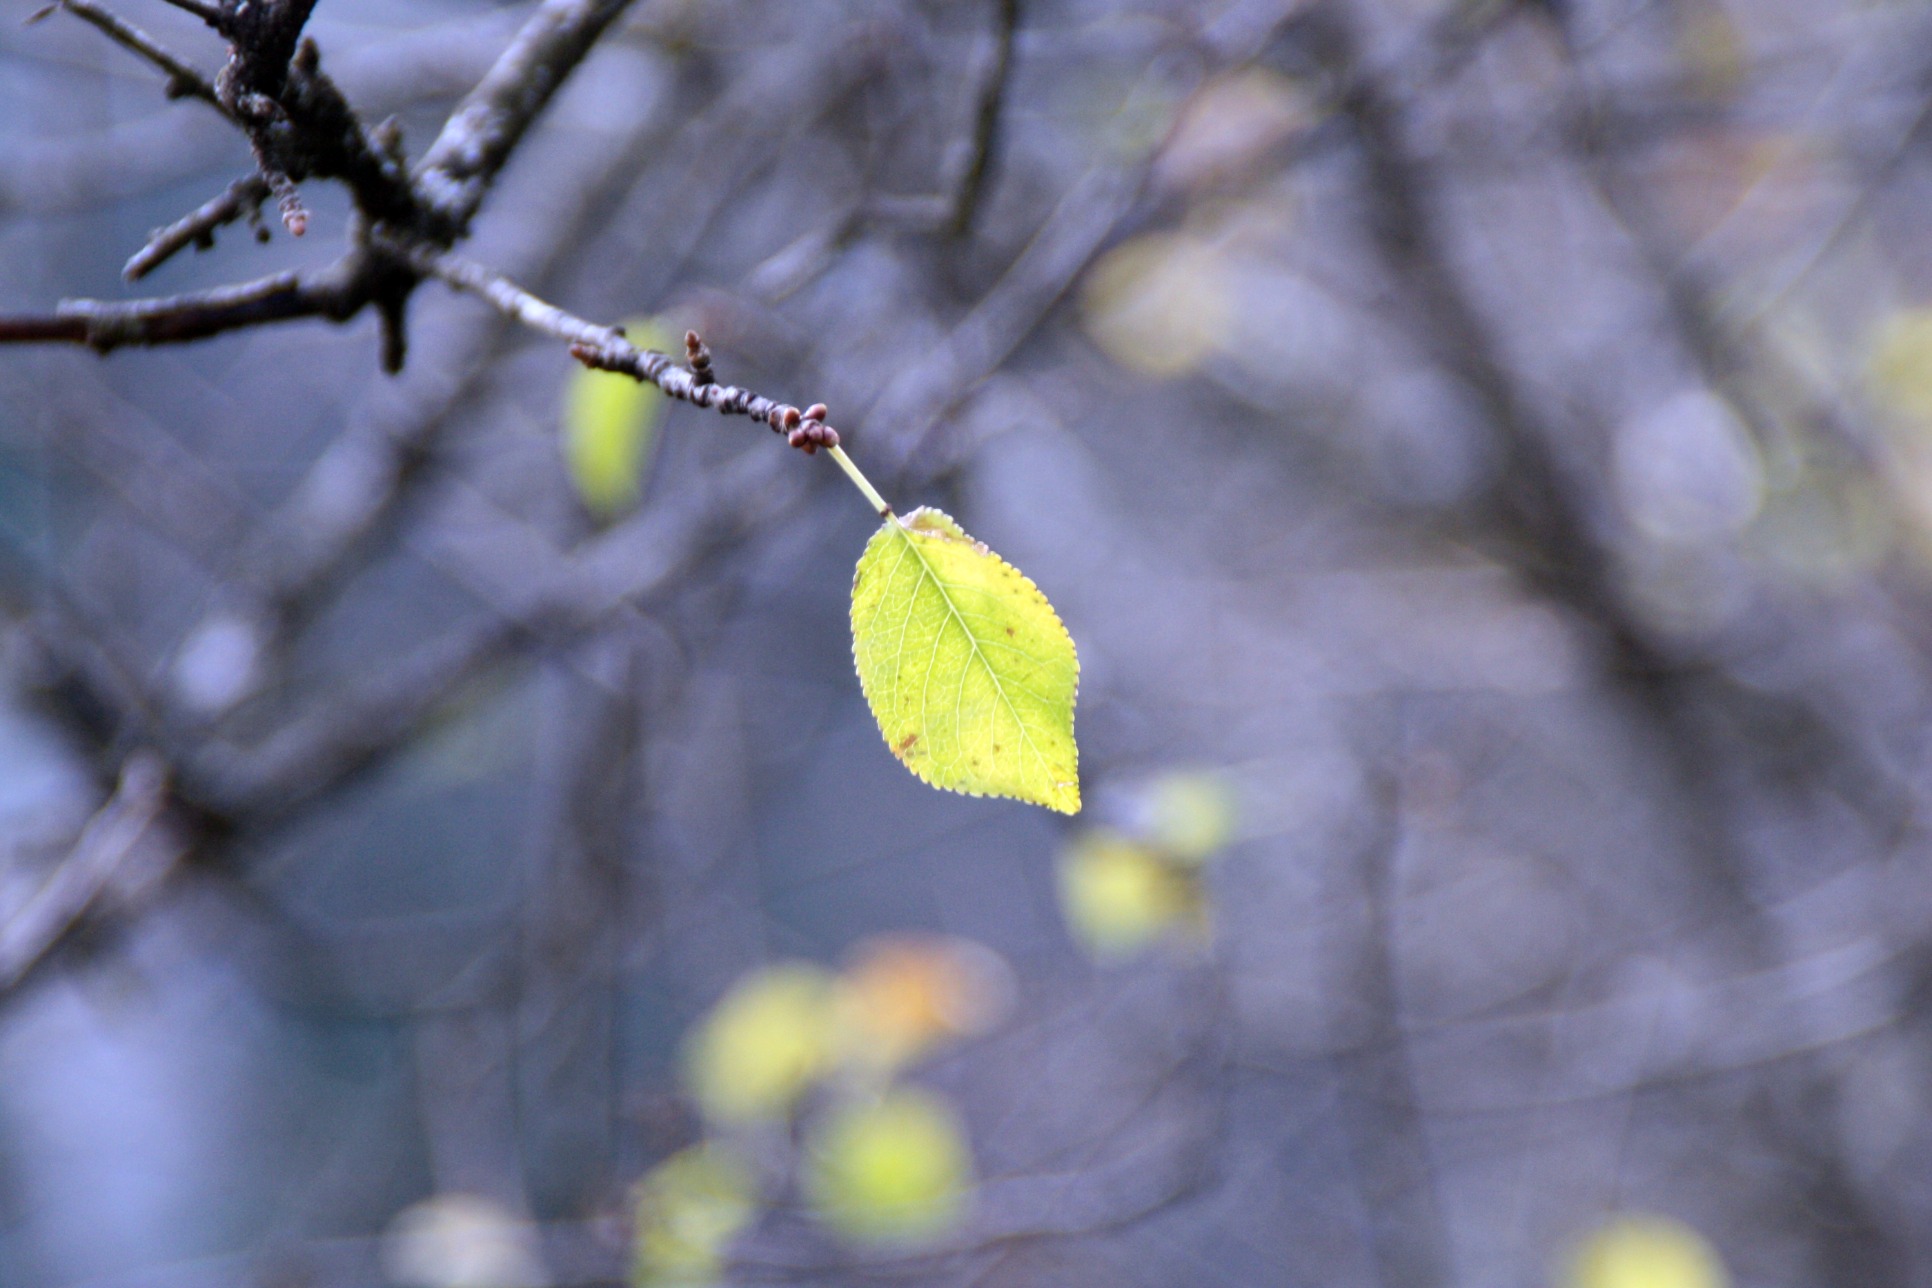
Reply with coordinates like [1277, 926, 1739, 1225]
[850, 508, 1079, 813]
[1056, 830, 1194, 961]
[1143, 771, 1237, 864]
[563, 317, 668, 518]
[1080, 231, 1232, 379]
[1870, 308, 1932, 426]
[803, 1088, 972, 1244]
[1567, 1216, 1729, 1288]
[681, 963, 838, 1125]
[631, 1144, 758, 1288]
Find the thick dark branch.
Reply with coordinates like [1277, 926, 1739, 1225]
[0, 257, 373, 352]
[45, 0, 223, 110]
[951, 0, 1020, 237]
[124, 174, 271, 281]
[213, 0, 320, 101]
[413, 0, 637, 235]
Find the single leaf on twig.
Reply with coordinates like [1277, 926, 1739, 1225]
[850, 507, 1079, 813]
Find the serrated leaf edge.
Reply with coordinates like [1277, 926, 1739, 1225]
[851, 507, 1081, 814]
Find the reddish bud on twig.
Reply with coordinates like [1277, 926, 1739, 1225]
[265, 171, 307, 237]
[784, 418, 838, 454]
[684, 329, 714, 387]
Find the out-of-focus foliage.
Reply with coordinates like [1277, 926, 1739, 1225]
[681, 963, 838, 1125]
[851, 508, 1081, 813]
[630, 1145, 758, 1288]
[1139, 771, 1237, 864]
[379, 1194, 546, 1288]
[1057, 772, 1234, 960]
[562, 316, 668, 518]
[1079, 230, 1232, 379]
[649, 941, 1004, 1264]
[10, 0, 1932, 1284]
[1057, 829, 1196, 960]
[1567, 1216, 1730, 1288]
[1869, 308, 1932, 427]
[1152, 69, 1312, 196]
[801, 1088, 973, 1245]
[832, 933, 1014, 1073]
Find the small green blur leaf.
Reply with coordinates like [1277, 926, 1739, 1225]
[1056, 830, 1195, 961]
[803, 1088, 972, 1244]
[563, 317, 668, 518]
[1143, 772, 1237, 864]
[850, 508, 1080, 813]
[630, 1144, 758, 1288]
[681, 963, 837, 1125]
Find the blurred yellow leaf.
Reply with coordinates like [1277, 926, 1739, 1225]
[1568, 1215, 1729, 1288]
[1676, 4, 1747, 100]
[1869, 308, 1932, 425]
[1080, 232, 1232, 379]
[1154, 68, 1312, 194]
[1143, 772, 1237, 864]
[803, 1088, 972, 1244]
[1749, 472, 1891, 587]
[380, 1194, 545, 1288]
[564, 316, 669, 519]
[833, 934, 1014, 1072]
[631, 1144, 758, 1288]
[1056, 830, 1195, 961]
[682, 962, 838, 1125]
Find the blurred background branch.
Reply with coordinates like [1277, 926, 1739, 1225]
[4, 0, 1932, 1286]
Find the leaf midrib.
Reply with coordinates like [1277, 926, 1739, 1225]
[890, 521, 1052, 785]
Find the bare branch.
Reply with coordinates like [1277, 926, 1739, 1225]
[213, 0, 320, 101]
[395, 239, 841, 449]
[0, 751, 181, 993]
[47, 0, 223, 110]
[0, 256, 375, 352]
[123, 173, 271, 280]
[182, 616, 521, 821]
[413, 0, 637, 235]
[950, 0, 1020, 237]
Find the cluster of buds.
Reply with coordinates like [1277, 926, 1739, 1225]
[774, 402, 839, 455]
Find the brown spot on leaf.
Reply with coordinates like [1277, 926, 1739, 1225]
[894, 732, 919, 755]
[1005, 626, 1014, 636]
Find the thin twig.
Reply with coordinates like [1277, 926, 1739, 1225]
[413, 0, 639, 235]
[0, 751, 179, 992]
[47, 0, 224, 111]
[394, 239, 844, 448]
[123, 174, 272, 281]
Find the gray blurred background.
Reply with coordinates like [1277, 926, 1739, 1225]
[3, 0, 1932, 1283]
